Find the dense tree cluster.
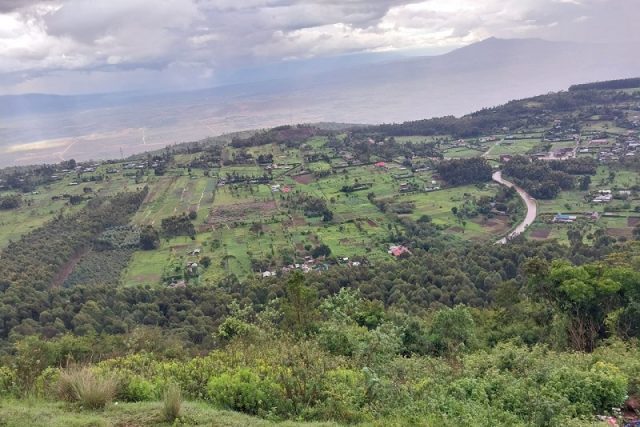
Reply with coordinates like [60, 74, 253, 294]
[160, 214, 196, 238]
[502, 156, 576, 199]
[0, 189, 147, 339]
[436, 157, 492, 185]
[230, 125, 323, 148]
[0, 194, 22, 210]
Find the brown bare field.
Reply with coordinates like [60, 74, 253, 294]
[530, 228, 551, 239]
[207, 200, 277, 224]
[606, 228, 633, 238]
[472, 216, 511, 235]
[293, 174, 314, 184]
[627, 217, 640, 227]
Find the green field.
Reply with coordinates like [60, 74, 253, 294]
[4, 114, 638, 285]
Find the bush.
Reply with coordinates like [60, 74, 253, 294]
[163, 382, 182, 422]
[207, 368, 282, 415]
[0, 366, 18, 396]
[123, 375, 159, 401]
[312, 368, 367, 423]
[57, 367, 117, 409]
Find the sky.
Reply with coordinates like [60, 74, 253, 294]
[0, 0, 638, 95]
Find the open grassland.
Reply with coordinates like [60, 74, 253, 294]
[0, 400, 340, 427]
[442, 146, 484, 159]
[487, 139, 541, 157]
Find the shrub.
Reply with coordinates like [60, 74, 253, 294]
[0, 366, 18, 397]
[312, 368, 367, 423]
[207, 368, 282, 415]
[57, 367, 117, 409]
[163, 382, 182, 422]
[123, 375, 159, 401]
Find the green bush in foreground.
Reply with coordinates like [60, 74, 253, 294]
[207, 368, 283, 416]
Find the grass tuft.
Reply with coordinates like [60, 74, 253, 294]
[56, 367, 116, 410]
[162, 382, 182, 421]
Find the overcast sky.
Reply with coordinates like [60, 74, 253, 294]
[0, 0, 638, 95]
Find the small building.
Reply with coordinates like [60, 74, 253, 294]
[593, 194, 612, 203]
[388, 245, 411, 257]
[553, 213, 577, 223]
[262, 271, 275, 278]
[374, 161, 387, 168]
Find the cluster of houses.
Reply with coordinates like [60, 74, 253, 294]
[592, 190, 613, 203]
[589, 132, 640, 163]
[270, 184, 292, 193]
[261, 256, 335, 278]
[425, 180, 441, 192]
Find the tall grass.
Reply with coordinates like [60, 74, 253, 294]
[162, 382, 182, 421]
[56, 367, 116, 409]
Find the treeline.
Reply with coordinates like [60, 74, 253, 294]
[0, 188, 147, 339]
[502, 156, 596, 199]
[366, 89, 640, 138]
[348, 136, 440, 163]
[569, 77, 640, 91]
[0, 194, 21, 210]
[230, 125, 323, 148]
[436, 157, 493, 185]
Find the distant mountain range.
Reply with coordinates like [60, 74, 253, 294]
[1, 37, 639, 167]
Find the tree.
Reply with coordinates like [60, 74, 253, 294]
[139, 226, 160, 250]
[0, 194, 22, 210]
[429, 305, 476, 357]
[311, 244, 331, 258]
[282, 272, 318, 334]
[525, 259, 634, 351]
[579, 175, 591, 191]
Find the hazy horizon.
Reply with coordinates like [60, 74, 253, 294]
[1, 1, 640, 167]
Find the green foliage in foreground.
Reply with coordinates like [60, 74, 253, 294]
[1, 284, 638, 426]
[0, 339, 634, 426]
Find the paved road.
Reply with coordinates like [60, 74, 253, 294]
[492, 170, 537, 244]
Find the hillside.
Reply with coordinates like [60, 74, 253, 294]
[0, 81, 640, 426]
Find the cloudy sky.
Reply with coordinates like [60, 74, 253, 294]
[0, 0, 638, 95]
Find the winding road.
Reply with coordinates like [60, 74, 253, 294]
[492, 170, 537, 244]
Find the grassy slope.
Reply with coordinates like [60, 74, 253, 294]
[0, 400, 342, 427]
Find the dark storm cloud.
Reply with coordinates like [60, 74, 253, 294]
[0, 0, 638, 94]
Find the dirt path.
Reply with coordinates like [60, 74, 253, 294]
[492, 170, 537, 244]
[482, 139, 502, 158]
[50, 246, 90, 288]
